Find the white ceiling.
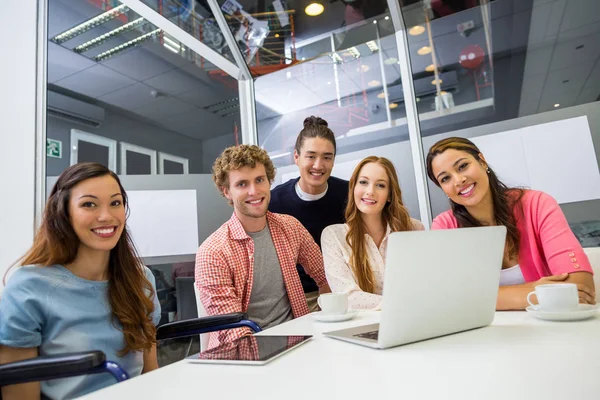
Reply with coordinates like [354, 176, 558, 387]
[48, 0, 239, 142]
[519, 0, 600, 115]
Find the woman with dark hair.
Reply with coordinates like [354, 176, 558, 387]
[0, 162, 161, 400]
[321, 156, 423, 310]
[426, 137, 595, 310]
[269, 116, 348, 311]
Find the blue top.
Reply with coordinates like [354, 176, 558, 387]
[0, 265, 161, 400]
[269, 176, 349, 292]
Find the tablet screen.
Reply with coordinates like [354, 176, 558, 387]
[186, 335, 312, 365]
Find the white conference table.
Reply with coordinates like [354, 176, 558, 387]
[80, 310, 600, 400]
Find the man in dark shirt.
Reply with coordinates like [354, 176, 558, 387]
[269, 116, 349, 311]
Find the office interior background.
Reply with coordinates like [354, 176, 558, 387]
[2, 0, 600, 324]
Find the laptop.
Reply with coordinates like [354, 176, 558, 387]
[323, 226, 506, 349]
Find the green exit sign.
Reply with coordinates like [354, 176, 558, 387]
[47, 138, 62, 159]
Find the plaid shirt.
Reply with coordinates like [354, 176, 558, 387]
[195, 211, 327, 349]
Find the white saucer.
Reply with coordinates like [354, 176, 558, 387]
[311, 310, 358, 322]
[525, 304, 598, 321]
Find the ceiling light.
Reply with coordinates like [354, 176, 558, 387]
[373, 20, 377, 24]
[360, 64, 370, 72]
[52, 4, 129, 44]
[95, 28, 162, 62]
[385, 16, 389, 20]
[368, 80, 381, 87]
[74, 17, 146, 53]
[418, 46, 432, 55]
[554, 103, 560, 108]
[275, 33, 280, 38]
[377, 92, 386, 99]
[425, 64, 436, 72]
[384, 57, 398, 65]
[348, 46, 361, 58]
[416, 97, 420, 102]
[366, 41, 379, 52]
[305, 3, 324, 16]
[389, 103, 398, 109]
[431, 78, 442, 85]
[409, 25, 425, 36]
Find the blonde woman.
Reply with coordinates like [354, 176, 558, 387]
[321, 156, 424, 310]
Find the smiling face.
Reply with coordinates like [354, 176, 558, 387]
[430, 148, 492, 209]
[353, 162, 390, 217]
[223, 164, 271, 229]
[68, 175, 126, 254]
[294, 137, 335, 194]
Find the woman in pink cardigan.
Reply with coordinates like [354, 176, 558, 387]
[426, 137, 595, 310]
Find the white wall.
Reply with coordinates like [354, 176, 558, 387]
[0, 0, 38, 289]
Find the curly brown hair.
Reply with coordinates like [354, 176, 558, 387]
[212, 145, 276, 200]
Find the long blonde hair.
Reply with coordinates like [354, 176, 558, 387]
[345, 156, 413, 292]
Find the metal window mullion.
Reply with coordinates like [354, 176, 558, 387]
[238, 78, 258, 145]
[206, 0, 252, 80]
[387, 0, 432, 228]
[118, 0, 239, 79]
[35, 0, 48, 226]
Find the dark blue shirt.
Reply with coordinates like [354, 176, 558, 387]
[269, 176, 349, 292]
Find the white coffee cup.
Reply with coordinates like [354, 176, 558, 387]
[526, 283, 579, 312]
[317, 293, 348, 315]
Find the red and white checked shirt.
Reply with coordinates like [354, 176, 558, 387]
[195, 211, 327, 349]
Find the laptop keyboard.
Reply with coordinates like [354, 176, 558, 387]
[354, 330, 379, 340]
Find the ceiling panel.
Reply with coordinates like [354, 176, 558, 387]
[132, 97, 196, 120]
[178, 86, 232, 108]
[519, 73, 545, 105]
[560, 0, 600, 33]
[54, 64, 137, 97]
[101, 47, 178, 81]
[48, 42, 96, 83]
[144, 68, 206, 96]
[549, 25, 600, 71]
[539, 88, 580, 112]
[256, 78, 324, 114]
[98, 82, 159, 110]
[522, 45, 553, 76]
[544, 61, 595, 96]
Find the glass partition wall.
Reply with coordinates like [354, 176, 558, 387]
[38, 0, 600, 287]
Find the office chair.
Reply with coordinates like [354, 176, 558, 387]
[0, 312, 261, 396]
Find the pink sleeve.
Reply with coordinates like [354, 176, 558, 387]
[431, 211, 457, 230]
[533, 192, 593, 275]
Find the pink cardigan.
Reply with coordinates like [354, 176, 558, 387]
[432, 190, 593, 282]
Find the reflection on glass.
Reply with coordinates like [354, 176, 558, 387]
[46, 0, 241, 325]
[47, 0, 240, 180]
[254, 5, 422, 219]
[401, 0, 600, 245]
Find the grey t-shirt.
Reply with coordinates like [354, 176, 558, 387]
[245, 224, 293, 330]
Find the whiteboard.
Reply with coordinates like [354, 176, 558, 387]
[126, 190, 199, 257]
[471, 116, 600, 204]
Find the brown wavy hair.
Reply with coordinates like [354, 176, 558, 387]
[345, 156, 413, 292]
[425, 137, 524, 259]
[13, 162, 156, 355]
[212, 145, 276, 204]
[295, 116, 337, 155]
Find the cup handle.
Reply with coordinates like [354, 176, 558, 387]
[526, 291, 538, 308]
[317, 296, 323, 310]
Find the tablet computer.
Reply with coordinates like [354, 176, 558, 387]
[185, 335, 312, 366]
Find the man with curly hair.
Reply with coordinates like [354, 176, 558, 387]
[195, 145, 331, 349]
